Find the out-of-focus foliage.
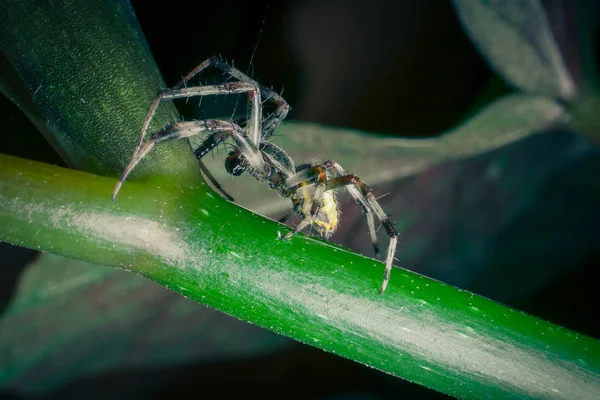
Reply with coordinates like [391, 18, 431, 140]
[1, 0, 599, 399]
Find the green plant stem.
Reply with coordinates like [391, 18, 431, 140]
[1, 152, 599, 399]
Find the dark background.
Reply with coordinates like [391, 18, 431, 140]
[1, 0, 599, 399]
[134, 0, 496, 136]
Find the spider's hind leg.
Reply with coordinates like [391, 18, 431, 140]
[322, 161, 398, 295]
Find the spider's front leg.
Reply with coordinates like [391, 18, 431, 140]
[112, 80, 268, 201]
[111, 120, 264, 201]
[136, 56, 289, 154]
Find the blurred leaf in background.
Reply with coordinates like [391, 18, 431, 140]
[1, 0, 599, 398]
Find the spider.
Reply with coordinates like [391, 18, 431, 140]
[111, 56, 398, 294]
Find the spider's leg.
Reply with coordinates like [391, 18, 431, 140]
[344, 185, 379, 256]
[156, 82, 265, 162]
[278, 210, 295, 224]
[135, 58, 214, 152]
[112, 120, 259, 201]
[159, 121, 263, 172]
[322, 162, 379, 257]
[136, 56, 289, 156]
[196, 159, 234, 202]
[285, 161, 321, 188]
[122, 81, 266, 182]
[323, 166, 398, 295]
[135, 57, 248, 151]
[305, 165, 328, 216]
[261, 94, 290, 141]
[278, 217, 313, 240]
[287, 162, 379, 256]
[111, 138, 157, 201]
[208, 57, 290, 141]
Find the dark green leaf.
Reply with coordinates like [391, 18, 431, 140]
[0, 251, 287, 393]
[218, 94, 565, 217]
[0, 0, 199, 181]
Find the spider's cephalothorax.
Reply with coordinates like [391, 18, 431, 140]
[111, 56, 398, 294]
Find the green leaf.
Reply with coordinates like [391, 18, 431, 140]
[217, 94, 565, 217]
[337, 129, 600, 305]
[452, 0, 577, 100]
[0, 250, 288, 393]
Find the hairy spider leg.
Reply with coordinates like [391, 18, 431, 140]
[112, 120, 263, 201]
[207, 57, 290, 141]
[124, 56, 289, 202]
[157, 121, 263, 170]
[323, 169, 398, 295]
[321, 162, 379, 257]
[293, 163, 314, 172]
[157, 82, 264, 167]
[112, 82, 266, 201]
[307, 166, 328, 216]
[136, 56, 289, 154]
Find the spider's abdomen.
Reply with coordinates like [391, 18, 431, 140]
[294, 189, 340, 240]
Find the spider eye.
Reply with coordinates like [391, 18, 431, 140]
[225, 152, 245, 176]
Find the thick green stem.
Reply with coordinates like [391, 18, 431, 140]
[1, 152, 599, 399]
